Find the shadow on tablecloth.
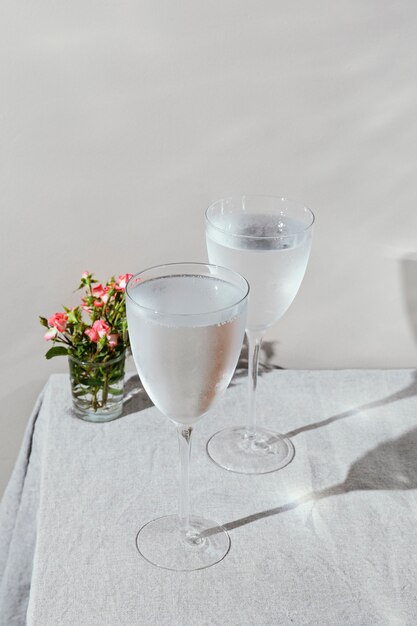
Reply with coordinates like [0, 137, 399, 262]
[285, 370, 417, 438]
[200, 424, 417, 537]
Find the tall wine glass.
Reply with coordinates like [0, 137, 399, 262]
[205, 196, 315, 474]
[126, 263, 248, 571]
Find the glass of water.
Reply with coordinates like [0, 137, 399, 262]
[126, 263, 248, 570]
[205, 196, 315, 474]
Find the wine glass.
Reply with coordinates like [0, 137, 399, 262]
[126, 263, 248, 571]
[205, 196, 315, 474]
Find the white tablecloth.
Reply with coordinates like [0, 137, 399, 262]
[1, 369, 417, 625]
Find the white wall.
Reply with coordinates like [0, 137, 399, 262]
[1, 1, 417, 495]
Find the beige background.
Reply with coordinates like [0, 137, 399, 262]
[1, 1, 417, 496]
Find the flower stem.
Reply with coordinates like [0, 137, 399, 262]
[102, 370, 109, 406]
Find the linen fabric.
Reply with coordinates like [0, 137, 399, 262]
[1, 370, 417, 625]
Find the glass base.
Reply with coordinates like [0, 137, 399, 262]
[135, 514, 230, 571]
[73, 403, 123, 423]
[206, 426, 295, 474]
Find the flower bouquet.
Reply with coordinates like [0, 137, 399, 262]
[40, 271, 133, 421]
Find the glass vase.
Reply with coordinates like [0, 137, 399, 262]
[68, 351, 126, 422]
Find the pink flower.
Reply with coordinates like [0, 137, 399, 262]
[92, 284, 106, 298]
[107, 333, 119, 349]
[81, 298, 93, 313]
[44, 327, 58, 341]
[81, 271, 90, 279]
[93, 299, 104, 307]
[117, 274, 133, 290]
[48, 312, 68, 333]
[94, 320, 110, 338]
[84, 327, 98, 342]
[100, 288, 111, 304]
[92, 284, 114, 304]
[84, 320, 110, 343]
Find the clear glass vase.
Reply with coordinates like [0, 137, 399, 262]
[68, 351, 126, 422]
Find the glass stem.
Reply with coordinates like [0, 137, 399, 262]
[177, 424, 193, 535]
[246, 330, 264, 437]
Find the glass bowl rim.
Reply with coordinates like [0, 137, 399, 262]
[205, 195, 315, 240]
[126, 261, 250, 318]
[68, 350, 126, 367]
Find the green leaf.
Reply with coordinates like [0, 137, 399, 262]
[67, 309, 79, 324]
[45, 346, 69, 359]
[39, 316, 49, 328]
